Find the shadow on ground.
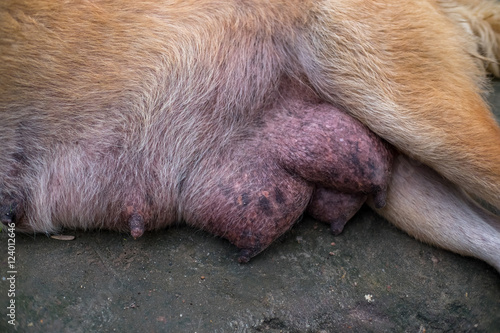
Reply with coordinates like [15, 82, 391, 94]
[2, 81, 500, 333]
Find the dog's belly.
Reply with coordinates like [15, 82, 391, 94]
[1, 74, 392, 261]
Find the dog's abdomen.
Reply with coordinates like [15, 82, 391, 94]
[0, 2, 393, 261]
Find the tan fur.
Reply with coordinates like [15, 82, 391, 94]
[439, 0, 500, 76]
[368, 155, 500, 272]
[1, 0, 500, 270]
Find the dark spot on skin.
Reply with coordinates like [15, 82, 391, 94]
[299, 120, 312, 128]
[0, 203, 17, 224]
[251, 116, 267, 129]
[12, 150, 27, 164]
[349, 142, 361, 165]
[274, 187, 285, 204]
[146, 193, 154, 206]
[348, 143, 365, 178]
[177, 173, 187, 194]
[258, 195, 273, 216]
[367, 160, 376, 172]
[241, 193, 250, 206]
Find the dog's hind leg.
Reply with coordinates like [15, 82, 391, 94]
[301, 0, 500, 210]
[369, 155, 500, 272]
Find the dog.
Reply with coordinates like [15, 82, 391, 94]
[1, 0, 500, 270]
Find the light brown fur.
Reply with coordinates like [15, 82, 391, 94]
[1, 0, 500, 270]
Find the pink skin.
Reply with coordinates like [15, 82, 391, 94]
[181, 80, 393, 262]
[1, 79, 393, 262]
[307, 187, 367, 235]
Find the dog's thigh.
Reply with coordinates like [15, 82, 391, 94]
[300, 0, 500, 209]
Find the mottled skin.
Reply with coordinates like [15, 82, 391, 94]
[0, 79, 392, 262]
[308, 188, 367, 235]
[176, 80, 393, 262]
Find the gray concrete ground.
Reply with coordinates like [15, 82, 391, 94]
[2, 81, 500, 333]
